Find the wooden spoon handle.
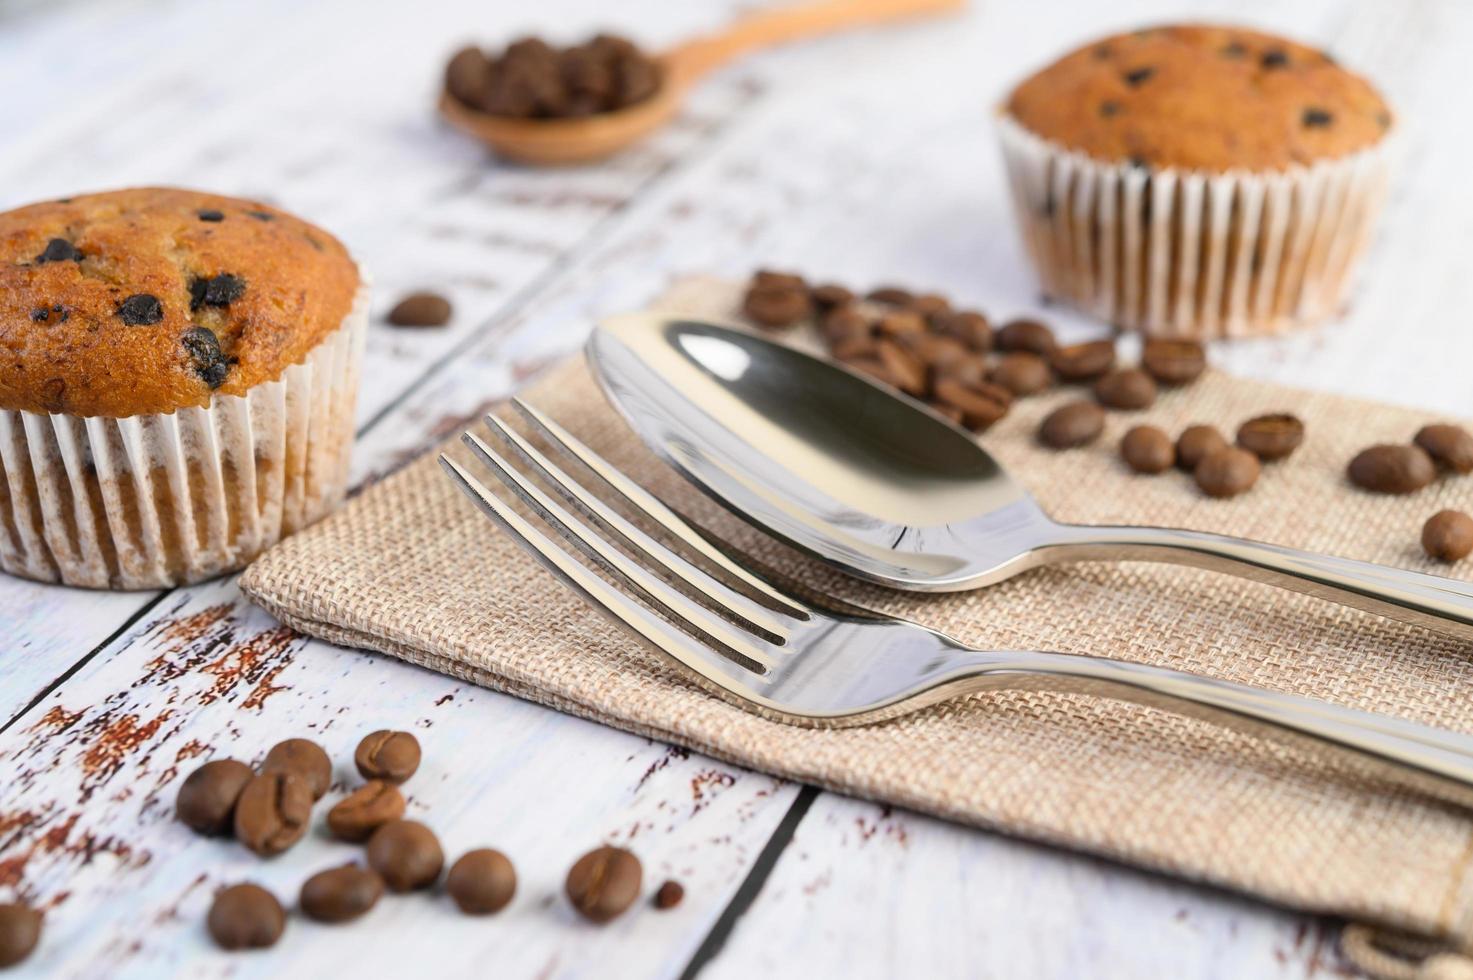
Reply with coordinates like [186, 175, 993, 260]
[664, 0, 966, 86]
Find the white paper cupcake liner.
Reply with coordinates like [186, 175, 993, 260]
[996, 115, 1393, 338]
[0, 274, 369, 589]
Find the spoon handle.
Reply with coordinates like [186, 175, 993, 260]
[664, 0, 966, 86]
[1048, 523, 1473, 643]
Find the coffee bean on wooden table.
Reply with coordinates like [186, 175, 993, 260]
[989, 353, 1051, 396]
[1050, 340, 1116, 382]
[1347, 445, 1436, 495]
[1414, 424, 1473, 474]
[1094, 368, 1157, 409]
[1120, 425, 1174, 474]
[386, 292, 452, 327]
[809, 283, 854, 313]
[995, 318, 1057, 355]
[234, 772, 313, 857]
[1039, 401, 1105, 449]
[1423, 510, 1473, 562]
[446, 849, 518, 915]
[327, 780, 407, 843]
[1141, 339, 1206, 386]
[867, 286, 914, 306]
[261, 738, 332, 801]
[566, 846, 642, 923]
[933, 377, 1012, 432]
[355, 731, 421, 784]
[0, 903, 41, 968]
[367, 820, 445, 892]
[177, 759, 254, 836]
[653, 880, 684, 910]
[207, 884, 285, 951]
[932, 310, 992, 351]
[300, 863, 385, 924]
[1236, 414, 1304, 461]
[1195, 447, 1261, 498]
[1176, 425, 1228, 472]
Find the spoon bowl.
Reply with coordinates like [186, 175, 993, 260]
[587, 314, 1473, 641]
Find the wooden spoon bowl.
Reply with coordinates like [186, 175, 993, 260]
[439, 0, 964, 166]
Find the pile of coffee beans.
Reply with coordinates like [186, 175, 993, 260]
[177, 729, 677, 954]
[445, 35, 659, 120]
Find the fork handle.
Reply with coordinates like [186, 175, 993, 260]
[982, 649, 1473, 796]
[1046, 523, 1473, 643]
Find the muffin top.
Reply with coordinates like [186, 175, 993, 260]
[1004, 24, 1392, 172]
[0, 187, 359, 418]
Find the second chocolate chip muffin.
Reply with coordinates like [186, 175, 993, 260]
[0, 187, 367, 588]
[997, 24, 1394, 338]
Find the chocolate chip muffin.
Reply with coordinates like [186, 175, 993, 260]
[0, 187, 367, 588]
[997, 24, 1394, 338]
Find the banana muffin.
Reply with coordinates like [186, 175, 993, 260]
[0, 187, 367, 588]
[997, 24, 1394, 338]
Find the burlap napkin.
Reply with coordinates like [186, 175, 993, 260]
[242, 278, 1473, 967]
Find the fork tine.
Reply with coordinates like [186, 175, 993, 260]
[439, 455, 767, 689]
[461, 432, 779, 672]
[512, 398, 809, 619]
[481, 411, 794, 641]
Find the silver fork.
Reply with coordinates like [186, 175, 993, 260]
[439, 401, 1473, 798]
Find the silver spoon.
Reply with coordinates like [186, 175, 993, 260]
[587, 314, 1473, 643]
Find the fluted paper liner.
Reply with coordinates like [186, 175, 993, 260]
[996, 115, 1393, 337]
[0, 276, 368, 589]
[242, 277, 1473, 973]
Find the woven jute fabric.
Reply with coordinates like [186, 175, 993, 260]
[242, 277, 1473, 953]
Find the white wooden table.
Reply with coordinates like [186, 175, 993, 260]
[1, 0, 1470, 976]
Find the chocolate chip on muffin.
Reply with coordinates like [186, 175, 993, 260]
[117, 294, 164, 325]
[35, 238, 83, 263]
[181, 326, 231, 389]
[190, 274, 247, 310]
[197, 209, 225, 222]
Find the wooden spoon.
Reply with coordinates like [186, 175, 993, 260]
[438, 0, 966, 166]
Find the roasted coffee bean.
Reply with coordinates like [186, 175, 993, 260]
[1141, 339, 1206, 386]
[611, 47, 659, 107]
[354, 730, 421, 784]
[831, 331, 878, 361]
[1039, 401, 1105, 449]
[875, 340, 927, 396]
[821, 305, 870, 343]
[197, 209, 225, 222]
[189, 273, 246, 310]
[1194, 447, 1261, 498]
[750, 269, 804, 292]
[867, 286, 914, 306]
[0, 903, 41, 968]
[117, 294, 163, 325]
[995, 318, 1057, 355]
[1174, 425, 1227, 472]
[809, 283, 854, 313]
[1120, 425, 1174, 474]
[932, 310, 992, 352]
[566, 846, 642, 924]
[874, 310, 926, 337]
[387, 291, 453, 327]
[742, 284, 810, 329]
[35, 238, 82, 263]
[1236, 414, 1304, 461]
[1050, 340, 1116, 381]
[327, 780, 407, 843]
[446, 46, 493, 106]
[447, 849, 518, 915]
[1423, 510, 1473, 562]
[233, 771, 313, 857]
[1414, 424, 1473, 474]
[653, 880, 684, 910]
[1348, 445, 1436, 495]
[900, 332, 970, 374]
[208, 884, 284, 951]
[989, 353, 1051, 396]
[366, 820, 444, 892]
[181, 326, 230, 389]
[933, 377, 1012, 432]
[177, 759, 255, 836]
[299, 863, 384, 924]
[845, 356, 898, 388]
[1094, 368, 1157, 409]
[907, 293, 950, 318]
[261, 738, 332, 801]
